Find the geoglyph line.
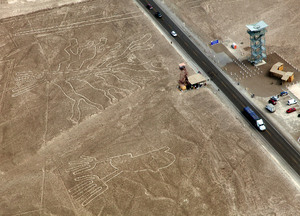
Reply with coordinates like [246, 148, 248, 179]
[40, 167, 46, 210]
[66, 147, 176, 206]
[53, 80, 104, 123]
[101, 170, 123, 183]
[92, 74, 133, 95]
[14, 12, 141, 36]
[67, 80, 103, 110]
[68, 175, 108, 206]
[9, 33, 158, 125]
[17, 12, 138, 35]
[12, 82, 41, 97]
[70, 181, 94, 195]
[96, 33, 153, 69]
[0, 60, 13, 114]
[78, 79, 113, 105]
[21, 9, 137, 25]
[67, 155, 100, 175]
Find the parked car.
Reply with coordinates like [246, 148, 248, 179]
[287, 99, 297, 105]
[170, 31, 177, 37]
[146, 3, 153, 9]
[280, 91, 288, 96]
[266, 104, 276, 113]
[155, 12, 162, 18]
[286, 107, 296, 113]
[268, 99, 277, 105]
[271, 95, 279, 101]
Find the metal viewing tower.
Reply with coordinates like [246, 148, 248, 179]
[246, 21, 268, 65]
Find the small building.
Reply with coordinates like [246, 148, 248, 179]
[178, 62, 206, 90]
[270, 62, 294, 82]
[188, 73, 206, 85]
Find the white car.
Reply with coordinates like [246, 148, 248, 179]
[271, 95, 279, 101]
[287, 99, 297, 105]
[171, 31, 177, 37]
[266, 104, 275, 113]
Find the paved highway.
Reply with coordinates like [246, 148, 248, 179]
[137, 0, 300, 175]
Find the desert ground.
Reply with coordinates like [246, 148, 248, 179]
[0, 0, 299, 215]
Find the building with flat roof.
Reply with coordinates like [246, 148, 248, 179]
[270, 62, 294, 82]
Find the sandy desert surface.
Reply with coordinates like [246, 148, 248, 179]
[0, 0, 299, 215]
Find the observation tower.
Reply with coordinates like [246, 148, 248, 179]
[246, 21, 268, 65]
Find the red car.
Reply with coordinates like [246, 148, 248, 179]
[268, 99, 277, 105]
[146, 4, 153, 9]
[286, 107, 296, 113]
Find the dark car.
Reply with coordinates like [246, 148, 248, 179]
[268, 99, 277, 105]
[155, 12, 162, 18]
[286, 107, 296, 113]
[146, 3, 153, 9]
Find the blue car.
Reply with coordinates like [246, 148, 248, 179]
[280, 91, 288, 96]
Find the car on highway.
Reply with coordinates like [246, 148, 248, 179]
[155, 12, 162, 18]
[171, 31, 177, 37]
[280, 91, 288, 96]
[146, 3, 153, 9]
[268, 99, 277, 105]
[286, 107, 296, 113]
[287, 98, 297, 105]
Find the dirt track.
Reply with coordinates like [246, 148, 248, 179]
[0, 0, 299, 215]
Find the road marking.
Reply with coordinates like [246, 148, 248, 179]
[192, 50, 198, 56]
[220, 80, 226, 87]
[230, 93, 245, 107]
[290, 155, 298, 164]
[231, 93, 238, 100]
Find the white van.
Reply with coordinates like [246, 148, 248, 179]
[266, 104, 275, 113]
[287, 99, 297, 105]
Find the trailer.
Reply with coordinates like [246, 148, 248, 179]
[243, 106, 266, 131]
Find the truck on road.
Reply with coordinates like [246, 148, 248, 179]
[243, 106, 266, 131]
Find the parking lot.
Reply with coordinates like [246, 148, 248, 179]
[254, 88, 300, 147]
